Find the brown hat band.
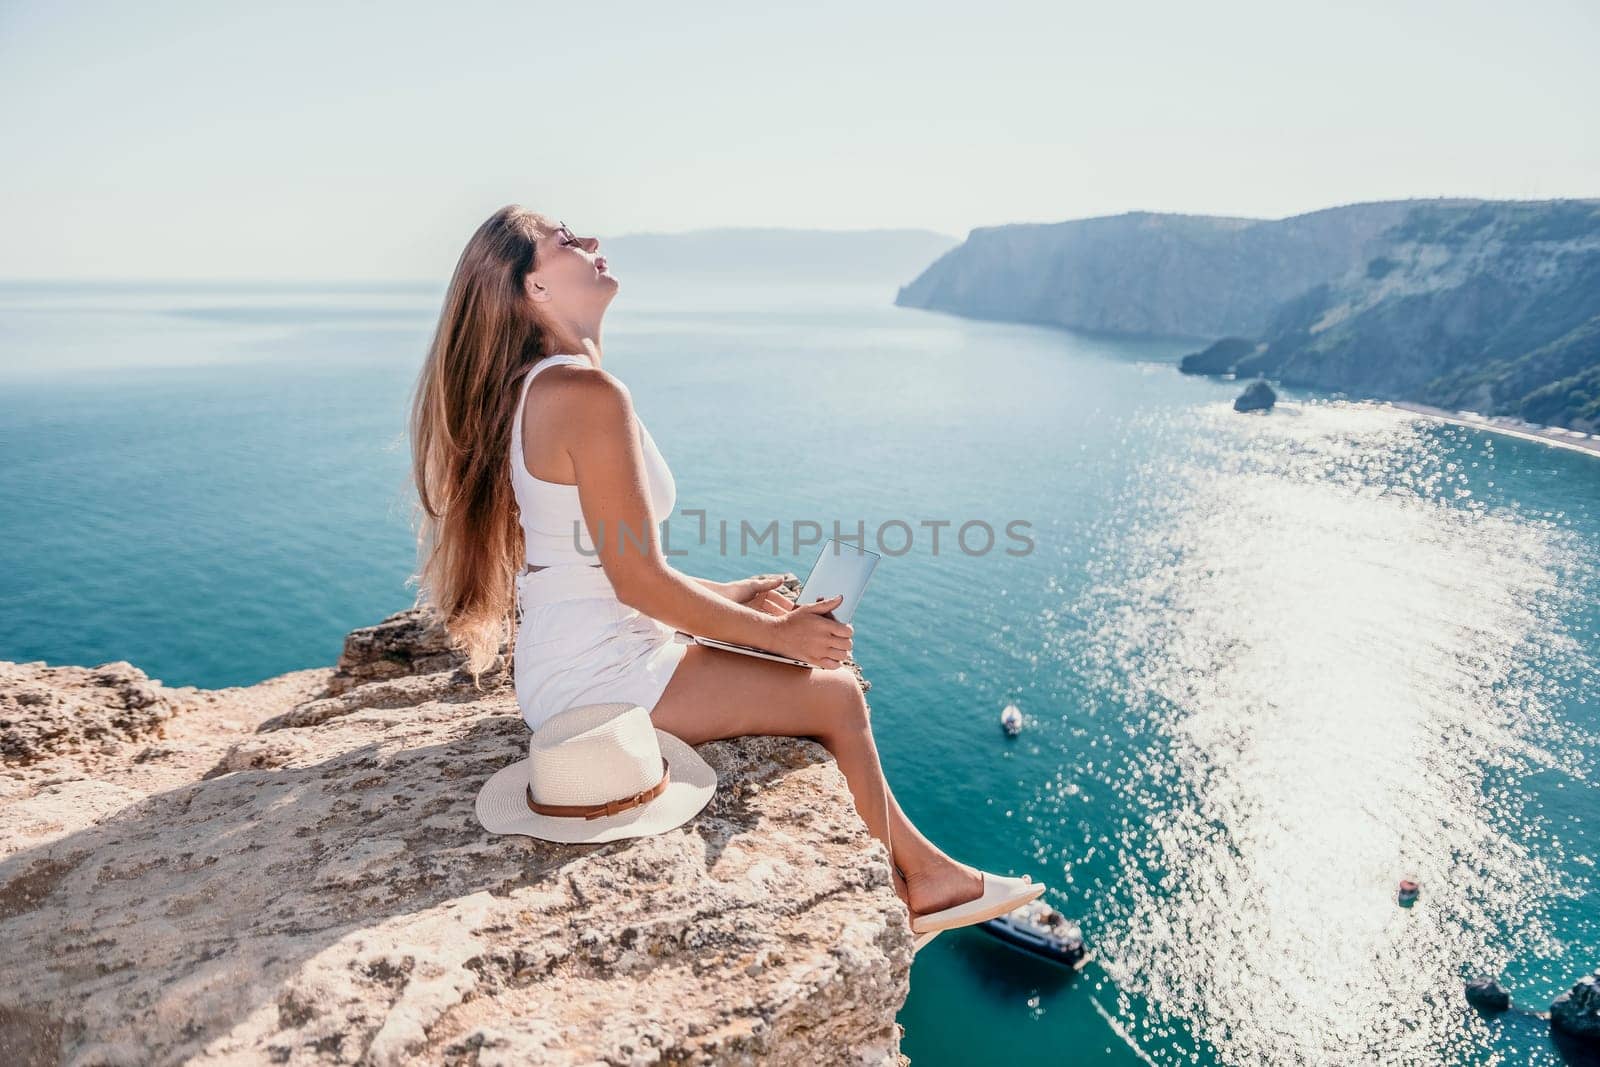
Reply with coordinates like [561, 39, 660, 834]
[525, 756, 671, 820]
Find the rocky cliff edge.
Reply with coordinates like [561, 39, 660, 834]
[0, 606, 913, 1066]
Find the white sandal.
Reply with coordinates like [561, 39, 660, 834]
[909, 871, 1046, 935]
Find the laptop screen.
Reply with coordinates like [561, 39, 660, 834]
[797, 540, 881, 625]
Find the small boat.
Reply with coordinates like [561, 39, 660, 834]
[977, 898, 1091, 969]
[1000, 704, 1023, 736]
[1397, 878, 1420, 907]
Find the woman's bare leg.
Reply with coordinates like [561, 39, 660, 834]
[649, 643, 984, 917]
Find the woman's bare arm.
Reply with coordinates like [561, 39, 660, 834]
[689, 575, 731, 597]
[562, 372, 780, 646]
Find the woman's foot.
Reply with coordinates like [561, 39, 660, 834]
[895, 865, 943, 951]
[903, 857, 987, 919]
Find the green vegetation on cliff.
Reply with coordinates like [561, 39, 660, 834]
[1247, 201, 1600, 430]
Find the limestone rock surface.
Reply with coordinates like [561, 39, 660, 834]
[0, 605, 911, 1066]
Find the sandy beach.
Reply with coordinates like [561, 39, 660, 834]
[1380, 399, 1600, 459]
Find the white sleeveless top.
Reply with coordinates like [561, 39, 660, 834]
[510, 353, 677, 567]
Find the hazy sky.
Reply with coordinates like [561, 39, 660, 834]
[2, 0, 1595, 280]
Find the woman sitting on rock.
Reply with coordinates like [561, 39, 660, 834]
[407, 205, 1045, 939]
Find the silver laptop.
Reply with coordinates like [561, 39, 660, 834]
[681, 539, 880, 667]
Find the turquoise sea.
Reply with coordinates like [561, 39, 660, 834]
[2, 274, 1597, 1064]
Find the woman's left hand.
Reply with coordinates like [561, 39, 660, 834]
[719, 574, 797, 617]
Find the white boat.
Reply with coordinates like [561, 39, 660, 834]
[1000, 703, 1023, 736]
[977, 898, 1091, 969]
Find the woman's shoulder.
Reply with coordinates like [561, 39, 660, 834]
[530, 361, 635, 433]
[534, 357, 628, 395]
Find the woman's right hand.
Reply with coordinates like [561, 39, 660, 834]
[767, 593, 853, 669]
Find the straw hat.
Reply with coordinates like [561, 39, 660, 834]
[475, 701, 716, 843]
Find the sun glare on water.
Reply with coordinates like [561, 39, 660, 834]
[1049, 400, 1596, 1063]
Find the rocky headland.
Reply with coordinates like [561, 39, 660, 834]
[894, 201, 1417, 339]
[896, 198, 1600, 433]
[0, 594, 913, 1066]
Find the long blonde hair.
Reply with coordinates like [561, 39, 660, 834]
[407, 204, 581, 686]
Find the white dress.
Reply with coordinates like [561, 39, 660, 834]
[509, 353, 692, 732]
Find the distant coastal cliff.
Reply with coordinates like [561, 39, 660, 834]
[0, 599, 913, 1065]
[895, 199, 1600, 432]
